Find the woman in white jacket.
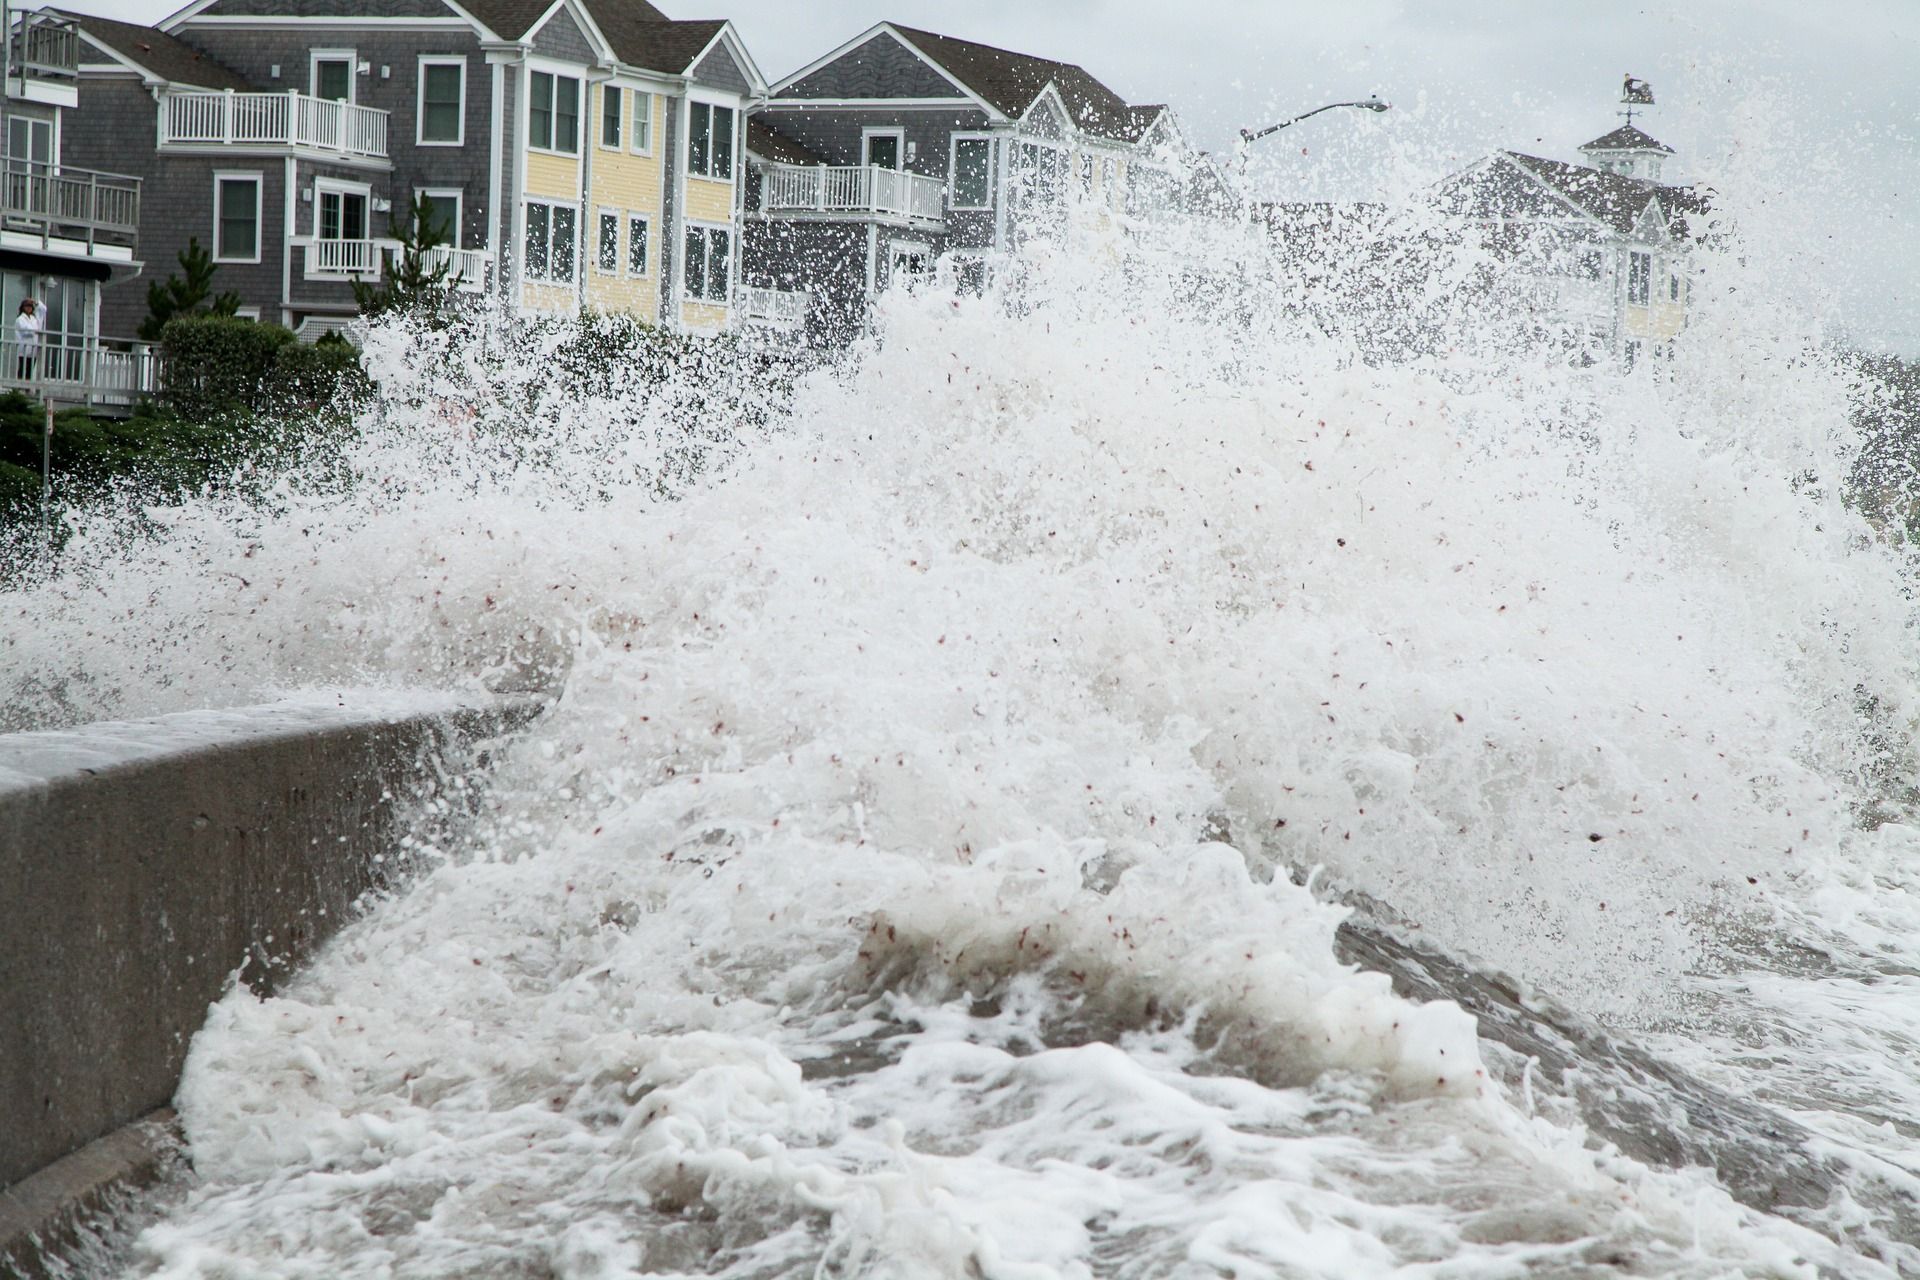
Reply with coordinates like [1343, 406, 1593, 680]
[14, 298, 41, 382]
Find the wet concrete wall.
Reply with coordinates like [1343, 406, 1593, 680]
[0, 696, 531, 1210]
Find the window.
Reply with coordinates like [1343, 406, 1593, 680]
[312, 50, 353, 103]
[317, 184, 368, 240]
[863, 129, 902, 170]
[1078, 153, 1095, 194]
[214, 173, 260, 262]
[687, 101, 734, 180]
[596, 209, 618, 273]
[600, 85, 621, 149]
[1628, 250, 1651, 306]
[630, 91, 652, 154]
[6, 116, 51, 167]
[524, 200, 576, 282]
[418, 58, 464, 145]
[416, 188, 461, 248]
[529, 70, 580, 154]
[626, 213, 649, 276]
[951, 137, 992, 209]
[683, 224, 730, 302]
[1669, 271, 1683, 302]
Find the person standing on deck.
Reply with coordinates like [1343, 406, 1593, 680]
[14, 299, 42, 382]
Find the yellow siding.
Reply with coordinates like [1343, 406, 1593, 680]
[525, 150, 580, 200]
[684, 176, 734, 225]
[521, 280, 574, 313]
[1624, 301, 1687, 341]
[583, 88, 665, 323]
[680, 300, 729, 331]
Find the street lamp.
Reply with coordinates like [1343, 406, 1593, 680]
[1237, 96, 1389, 171]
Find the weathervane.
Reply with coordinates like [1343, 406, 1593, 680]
[1620, 75, 1654, 126]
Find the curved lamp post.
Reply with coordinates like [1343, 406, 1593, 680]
[1237, 96, 1389, 172]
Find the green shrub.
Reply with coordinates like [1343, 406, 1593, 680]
[160, 313, 296, 420]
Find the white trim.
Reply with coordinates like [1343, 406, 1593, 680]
[525, 60, 583, 157]
[487, 59, 502, 289]
[756, 98, 978, 110]
[309, 47, 357, 106]
[232, 305, 262, 321]
[527, 0, 616, 67]
[628, 86, 654, 157]
[212, 169, 263, 264]
[592, 204, 620, 274]
[414, 186, 464, 248]
[948, 132, 994, 209]
[596, 81, 622, 151]
[681, 219, 732, 305]
[313, 175, 372, 243]
[624, 210, 650, 277]
[684, 92, 739, 183]
[416, 55, 467, 147]
[522, 196, 580, 284]
[861, 126, 905, 170]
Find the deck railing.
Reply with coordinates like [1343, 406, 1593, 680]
[420, 246, 493, 292]
[10, 12, 79, 79]
[758, 163, 945, 224]
[301, 238, 390, 279]
[737, 285, 808, 331]
[0, 160, 140, 250]
[162, 90, 390, 161]
[0, 334, 160, 411]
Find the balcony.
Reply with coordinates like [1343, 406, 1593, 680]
[162, 91, 389, 162]
[756, 163, 944, 227]
[10, 12, 79, 80]
[1, 333, 160, 414]
[738, 285, 808, 332]
[300, 237, 390, 280]
[420, 246, 493, 293]
[0, 159, 140, 253]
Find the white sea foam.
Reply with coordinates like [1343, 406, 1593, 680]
[5, 132, 1918, 1276]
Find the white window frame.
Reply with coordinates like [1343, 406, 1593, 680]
[598, 82, 622, 151]
[682, 220, 731, 304]
[313, 176, 371, 241]
[625, 211, 650, 277]
[948, 133, 994, 210]
[415, 55, 465, 147]
[629, 88, 653, 156]
[527, 64, 582, 157]
[1627, 249, 1652, 307]
[593, 205, 620, 275]
[310, 47, 356, 105]
[523, 198, 578, 284]
[212, 170, 262, 264]
[414, 186, 462, 249]
[685, 95, 737, 182]
[6, 114, 54, 168]
[861, 126, 905, 170]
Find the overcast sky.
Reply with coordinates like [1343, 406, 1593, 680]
[68, 0, 1920, 356]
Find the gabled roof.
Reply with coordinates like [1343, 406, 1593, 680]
[889, 24, 1147, 142]
[597, 15, 725, 75]
[745, 117, 827, 166]
[1501, 151, 1703, 235]
[459, 0, 666, 42]
[59, 7, 253, 89]
[1578, 124, 1674, 155]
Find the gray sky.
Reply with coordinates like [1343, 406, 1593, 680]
[66, 0, 1920, 356]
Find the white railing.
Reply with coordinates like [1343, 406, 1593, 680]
[0, 334, 160, 410]
[161, 90, 390, 160]
[738, 286, 808, 331]
[303, 237, 387, 278]
[420, 246, 492, 292]
[758, 163, 945, 224]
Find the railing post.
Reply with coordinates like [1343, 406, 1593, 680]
[222, 88, 235, 144]
[287, 88, 300, 146]
[816, 163, 826, 212]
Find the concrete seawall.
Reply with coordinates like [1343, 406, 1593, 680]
[0, 693, 538, 1272]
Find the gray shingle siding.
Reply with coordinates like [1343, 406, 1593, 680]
[743, 218, 865, 345]
[752, 107, 989, 180]
[690, 42, 747, 97]
[781, 32, 961, 101]
[529, 8, 594, 64]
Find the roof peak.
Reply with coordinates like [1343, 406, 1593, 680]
[1579, 123, 1675, 155]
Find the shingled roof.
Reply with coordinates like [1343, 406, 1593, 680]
[598, 16, 726, 75]
[1578, 124, 1675, 155]
[889, 24, 1150, 142]
[1500, 151, 1706, 235]
[61, 7, 253, 89]
[745, 117, 828, 166]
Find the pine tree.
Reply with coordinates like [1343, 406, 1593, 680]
[139, 237, 242, 341]
[353, 192, 457, 321]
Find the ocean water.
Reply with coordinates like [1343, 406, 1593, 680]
[7, 174, 1920, 1278]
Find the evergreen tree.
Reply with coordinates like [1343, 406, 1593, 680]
[353, 192, 457, 321]
[139, 237, 241, 341]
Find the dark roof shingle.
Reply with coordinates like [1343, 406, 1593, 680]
[60, 7, 253, 89]
[1578, 124, 1675, 155]
[745, 117, 827, 166]
[889, 24, 1148, 142]
[1502, 150, 1705, 235]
